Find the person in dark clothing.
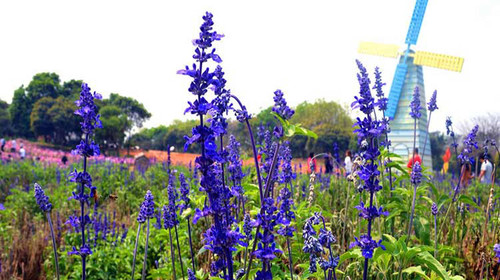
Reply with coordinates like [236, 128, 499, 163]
[324, 155, 333, 174]
[61, 154, 68, 165]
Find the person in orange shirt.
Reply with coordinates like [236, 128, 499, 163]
[407, 148, 422, 169]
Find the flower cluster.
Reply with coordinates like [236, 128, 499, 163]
[227, 135, 245, 199]
[350, 60, 387, 265]
[34, 183, 52, 212]
[178, 172, 191, 215]
[494, 244, 500, 263]
[457, 125, 479, 165]
[445, 117, 458, 149]
[302, 213, 339, 277]
[164, 173, 178, 229]
[373, 66, 387, 111]
[272, 89, 294, 120]
[409, 86, 421, 119]
[410, 162, 422, 186]
[431, 202, 438, 216]
[427, 90, 438, 112]
[138, 190, 155, 224]
[253, 197, 283, 279]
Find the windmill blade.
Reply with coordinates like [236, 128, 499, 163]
[413, 51, 464, 72]
[358, 42, 400, 58]
[405, 0, 429, 45]
[386, 63, 408, 119]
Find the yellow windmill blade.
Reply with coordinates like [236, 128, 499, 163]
[413, 51, 464, 72]
[358, 42, 400, 58]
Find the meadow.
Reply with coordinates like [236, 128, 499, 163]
[0, 11, 499, 280]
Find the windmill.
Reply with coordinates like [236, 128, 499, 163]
[358, 0, 464, 168]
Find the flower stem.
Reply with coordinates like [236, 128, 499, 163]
[168, 228, 177, 280]
[141, 219, 150, 280]
[434, 214, 438, 258]
[47, 213, 60, 280]
[187, 215, 196, 272]
[408, 118, 417, 237]
[131, 223, 142, 280]
[286, 237, 293, 280]
[174, 224, 186, 280]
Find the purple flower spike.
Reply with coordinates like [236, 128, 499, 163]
[409, 86, 421, 119]
[431, 202, 438, 216]
[137, 190, 154, 224]
[494, 244, 500, 263]
[34, 183, 52, 212]
[427, 90, 438, 112]
[410, 162, 422, 186]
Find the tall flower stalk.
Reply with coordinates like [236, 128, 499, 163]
[139, 191, 155, 280]
[432, 202, 438, 258]
[179, 12, 243, 279]
[350, 60, 388, 280]
[407, 162, 422, 237]
[422, 90, 438, 162]
[409, 86, 422, 165]
[69, 83, 102, 280]
[34, 183, 60, 280]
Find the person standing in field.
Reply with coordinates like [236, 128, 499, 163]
[407, 148, 422, 169]
[0, 138, 5, 152]
[10, 139, 16, 153]
[19, 146, 26, 160]
[478, 154, 493, 184]
[307, 152, 317, 174]
[344, 150, 353, 175]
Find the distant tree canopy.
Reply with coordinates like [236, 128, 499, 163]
[6, 72, 151, 150]
[130, 99, 355, 158]
[0, 99, 11, 136]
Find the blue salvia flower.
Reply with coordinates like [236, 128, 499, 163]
[69, 83, 102, 273]
[227, 135, 245, 199]
[164, 173, 179, 229]
[188, 268, 197, 280]
[431, 202, 438, 216]
[243, 213, 252, 239]
[457, 125, 479, 165]
[494, 244, 500, 263]
[252, 197, 283, 278]
[179, 172, 191, 215]
[154, 208, 163, 230]
[410, 162, 422, 186]
[409, 86, 421, 119]
[408, 162, 422, 236]
[373, 66, 387, 111]
[445, 117, 458, 149]
[138, 190, 155, 224]
[427, 90, 438, 112]
[34, 183, 52, 212]
[351, 61, 387, 280]
[272, 89, 295, 120]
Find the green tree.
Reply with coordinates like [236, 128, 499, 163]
[26, 72, 62, 102]
[0, 99, 11, 136]
[61, 79, 84, 98]
[30, 97, 56, 141]
[106, 93, 151, 129]
[95, 105, 131, 155]
[9, 86, 32, 137]
[48, 96, 80, 144]
[163, 120, 200, 153]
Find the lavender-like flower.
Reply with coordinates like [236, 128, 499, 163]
[350, 61, 387, 280]
[408, 162, 422, 236]
[427, 90, 438, 112]
[409, 86, 421, 119]
[164, 173, 179, 229]
[373, 66, 387, 111]
[188, 268, 197, 280]
[70, 83, 102, 279]
[227, 135, 245, 202]
[431, 202, 438, 216]
[457, 125, 479, 165]
[138, 190, 155, 223]
[179, 172, 191, 215]
[494, 244, 500, 263]
[272, 89, 295, 120]
[34, 183, 52, 212]
[34, 183, 59, 279]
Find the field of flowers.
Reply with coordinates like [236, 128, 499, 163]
[1, 11, 500, 280]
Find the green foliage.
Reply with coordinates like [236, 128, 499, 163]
[9, 86, 32, 137]
[0, 99, 11, 136]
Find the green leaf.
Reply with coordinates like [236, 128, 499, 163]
[415, 251, 450, 280]
[403, 266, 431, 280]
[458, 194, 480, 210]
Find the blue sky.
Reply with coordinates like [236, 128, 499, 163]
[0, 0, 498, 133]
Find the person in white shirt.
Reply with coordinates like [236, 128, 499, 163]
[345, 150, 353, 175]
[19, 147, 26, 159]
[478, 155, 493, 184]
